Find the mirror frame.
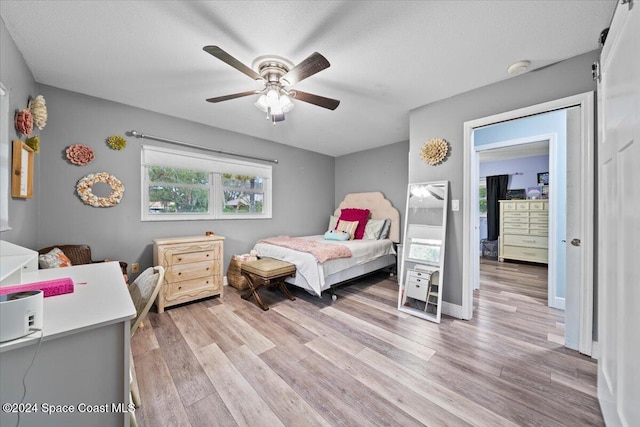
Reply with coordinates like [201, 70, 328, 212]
[398, 180, 449, 323]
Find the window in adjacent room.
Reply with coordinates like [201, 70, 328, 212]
[478, 179, 487, 217]
[141, 145, 272, 221]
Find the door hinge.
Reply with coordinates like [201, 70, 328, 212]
[592, 61, 601, 82]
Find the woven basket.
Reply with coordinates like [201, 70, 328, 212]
[227, 258, 249, 291]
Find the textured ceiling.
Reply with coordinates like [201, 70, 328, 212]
[1, 1, 615, 157]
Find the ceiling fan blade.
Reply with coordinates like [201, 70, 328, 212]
[203, 45, 263, 81]
[206, 90, 259, 103]
[280, 52, 330, 86]
[291, 90, 340, 110]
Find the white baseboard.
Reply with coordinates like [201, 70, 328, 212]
[442, 301, 464, 319]
[553, 296, 566, 310]
[591, 341, 599, 360]
[223, 275, 228, 286]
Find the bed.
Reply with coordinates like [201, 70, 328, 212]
[253, 192, 400, 297]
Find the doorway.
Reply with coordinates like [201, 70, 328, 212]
[477, 139, 550, 288]
[462, 92, 595, 355]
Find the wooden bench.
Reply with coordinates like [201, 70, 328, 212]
[240, 258, 296, 311]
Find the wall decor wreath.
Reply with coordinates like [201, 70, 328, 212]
[76, 172, 125, 207]
[420, 138, 449, 166]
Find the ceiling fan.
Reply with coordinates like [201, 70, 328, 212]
[203, 46, 340, 124]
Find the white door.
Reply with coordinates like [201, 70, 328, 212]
[597, 2, 640, 426]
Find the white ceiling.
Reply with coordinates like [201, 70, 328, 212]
[1, 1, 615, 157]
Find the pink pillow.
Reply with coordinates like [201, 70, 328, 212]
[339, 208, 370, 239]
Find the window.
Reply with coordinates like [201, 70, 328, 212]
[479, 179, 487, 217]
[141, 145, 272, 221]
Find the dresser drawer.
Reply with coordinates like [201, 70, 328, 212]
[504, 217, 529, 224]
[529, 223, 548, 229]
[167, 276, 221, 300]
[504, 228, 529, 235]
[407, 270, 432, 281]
[503, 211, 529, 218]
[529, 201, 546, 210]
[502, 202, 517, 210]
[528, 229, 548, 236]
[529, 217, 549, 224]
[503, 234, 548, 248]
[170, 248, 219, 265]
[529, 211, 548, 218]
[502, 245, 548, 263]
[166, 260, 218, 283]
[503, 222, 528, 230]
[405, 278, 429, 301]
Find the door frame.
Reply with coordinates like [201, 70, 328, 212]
[462, 91, 594, 355]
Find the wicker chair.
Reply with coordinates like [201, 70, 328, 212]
[128, 266, 165, 427]
[37, 244, 128, 277]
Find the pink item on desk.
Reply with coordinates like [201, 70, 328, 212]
[0, 277, 75, 297]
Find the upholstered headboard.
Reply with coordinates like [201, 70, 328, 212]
[334, 192, 400, 243]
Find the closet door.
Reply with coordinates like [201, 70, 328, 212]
[596, 2, 639, 425]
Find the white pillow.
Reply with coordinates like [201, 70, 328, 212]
[363, 219, 385, 239]
[379, 219, 392, 239]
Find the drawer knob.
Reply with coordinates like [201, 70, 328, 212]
[178, 272, 182, 275]
[177, 257, 182, 261]
[207, 267, 210, 271]
[178, 286, 182, 290]
[207, 254, 210, 257]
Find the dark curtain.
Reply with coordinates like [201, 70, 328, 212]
[486, 174, 509, 241]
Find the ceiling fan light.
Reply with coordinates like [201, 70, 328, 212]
[269, 104, 284, 115]
[255, 94, 268, 113]
[279, 95, 294, 113]
[266, 87, 279, 101]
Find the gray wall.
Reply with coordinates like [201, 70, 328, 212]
[335, 141, 409, 232]
[409, 50, 598, 306]
[36, 85, 334, 276]
[0, 17, 39, 248]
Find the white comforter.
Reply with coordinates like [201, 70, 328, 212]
[253, 235, 396, 296]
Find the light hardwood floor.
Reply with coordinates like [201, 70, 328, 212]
[131, 260, 603, 426]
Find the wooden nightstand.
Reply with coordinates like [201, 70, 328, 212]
[153, 235, 224, 312]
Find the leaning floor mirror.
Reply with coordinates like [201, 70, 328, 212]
[398, 181, 449, 323]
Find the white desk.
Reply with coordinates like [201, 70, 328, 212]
[0, 262, 136, 427]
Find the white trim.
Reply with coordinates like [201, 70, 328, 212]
[591, 341, 599, 360]
[441, 301, 464, 319]
[0, 82, 10, 233]
[463, 92, 595, 356]
[554, 296, 566, 311]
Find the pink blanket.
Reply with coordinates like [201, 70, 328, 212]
[258, 236, 352, 264]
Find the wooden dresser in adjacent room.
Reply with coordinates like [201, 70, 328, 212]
[153, 235, 224, 312]
[498, 200, 549, 264]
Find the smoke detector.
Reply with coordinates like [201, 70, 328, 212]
[507, 60, 530, 75]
